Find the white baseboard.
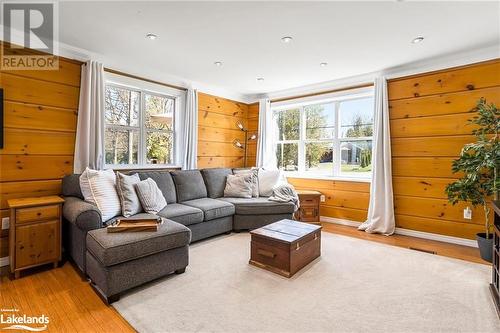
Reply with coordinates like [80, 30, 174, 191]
[0, 256, 9, 267]
[320, 216, 478, 248]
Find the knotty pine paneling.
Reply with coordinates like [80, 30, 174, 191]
[388, 59, 500, 239]
[3, 102, 78, 132]
[388, 60, 500, 100]
[0, 55, 81, 256]
[246, 103, 259, 167]
[288, 177, 371, 222]
[197, 93, 251, 168]
[389, 86, 500, 119]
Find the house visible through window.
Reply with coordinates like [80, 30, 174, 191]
[104, 83, 176, 167]
[273, 88, 374, 179]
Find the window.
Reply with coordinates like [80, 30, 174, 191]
[273, 89, 374, 179]
[104, 81, 177, 167]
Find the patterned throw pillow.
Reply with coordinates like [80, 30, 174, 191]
[134, 178, 168, 214]
[224, 173, 253, 198]
[116, 172, 143, 217]
[79, 168, 121, 222]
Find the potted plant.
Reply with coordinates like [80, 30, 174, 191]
[445, 98, 499, 262]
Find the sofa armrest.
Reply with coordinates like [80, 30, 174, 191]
[63, 196, 103, 232]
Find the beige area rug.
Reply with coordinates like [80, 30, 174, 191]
[113, 232, 499, 333]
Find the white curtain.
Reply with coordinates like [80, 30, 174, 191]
[182, 88, 198, 170]
[256, 98, 277, 168]
[358, 77, 395, 235]
[73, 60, 105, 173]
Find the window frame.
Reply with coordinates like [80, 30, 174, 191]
[272, 87, 374, 180]
[104, 73, 184, 169]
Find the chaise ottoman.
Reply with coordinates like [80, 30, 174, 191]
[85, 218, 191, 303]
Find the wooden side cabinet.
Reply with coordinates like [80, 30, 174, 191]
[295, 190, 322, 224]
[7, 196, 64, 279]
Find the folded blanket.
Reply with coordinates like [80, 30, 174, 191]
[268, 183, 300, 212]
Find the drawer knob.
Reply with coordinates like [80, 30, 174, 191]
[37, 212, 42, 216]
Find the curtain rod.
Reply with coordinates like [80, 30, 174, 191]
[270, 82, 374, 103]
[103, 67, 188, 92]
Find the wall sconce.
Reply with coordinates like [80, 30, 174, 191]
[233, 121, 257, 167]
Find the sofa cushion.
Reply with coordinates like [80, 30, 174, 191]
[62, 174, 84, 199]
[200, 168, 233, 198]
[171, 170, 208, 202]
[157, 203, 204, 226]
[182, 198, 235, 221]
[87, 216, 191, 267]
[136, 171, 177, 204]
[219, 197, 294, 215]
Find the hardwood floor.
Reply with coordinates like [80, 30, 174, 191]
[321, 222, 487, 264]
[0, 263, 135, 332]
[0, 223, 487, 332]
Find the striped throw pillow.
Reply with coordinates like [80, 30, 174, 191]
[79, 168, 121, 222]
[135, 178, 167, 214]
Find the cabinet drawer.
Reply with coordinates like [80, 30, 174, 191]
[15, 220, 60, 269]
[300, 197, 319, 207]
[16, 205, 59, 224]
[300, 207, 318, 221]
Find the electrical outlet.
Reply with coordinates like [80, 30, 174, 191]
[1, 217, 9, 230]
[320, 195, 326, 202]
[463, 207, 472, 220]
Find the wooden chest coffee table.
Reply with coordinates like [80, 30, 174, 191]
[249, 219, 322, 278]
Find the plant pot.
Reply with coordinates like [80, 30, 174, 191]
[476, 233, 493, 263]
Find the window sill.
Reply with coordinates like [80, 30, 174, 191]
[106, 164, 182, 171]
[285, 173, 371, 183]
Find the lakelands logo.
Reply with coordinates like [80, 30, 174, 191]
[0, 308, 49, 331]
[1, 1, 59, 70]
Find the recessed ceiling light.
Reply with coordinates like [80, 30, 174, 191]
[146, 33, 158, 40]
[256, 77, 265, 82]
[412, 36, 424, 44]
[214, 61, 222, 67]
[281, 36, 293, 43]
[320, 62, 328, 67]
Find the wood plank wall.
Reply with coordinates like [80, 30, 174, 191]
[197, 93, 254, 168]
[388, 59, 500, 239]
[247, 103, 259, 167]
[0, 55, 81, 258]
[288, 178, 371, 222]
[287, 60, 500, 240]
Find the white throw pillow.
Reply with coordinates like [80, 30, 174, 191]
[233, 168, 259, 197]
[224, 174, 253, 198]
[80, 168, 121, 222]
[258, 168, 282, 197]
[134, 178, 167, 214]
[116, 172, 143, 217]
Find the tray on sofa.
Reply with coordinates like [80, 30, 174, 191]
[108, 217, 163, 233]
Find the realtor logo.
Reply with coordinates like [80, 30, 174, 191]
[1, 1, 59, 70]
[0, 308, 49, 331]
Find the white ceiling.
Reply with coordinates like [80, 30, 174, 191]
[58, 1, 500, 100]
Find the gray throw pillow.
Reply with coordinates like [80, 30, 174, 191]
[233, 168, 259, 197]
[135, 178, 168, 214]
[224, 174, 253, 198]
[116, 172, 143, 217]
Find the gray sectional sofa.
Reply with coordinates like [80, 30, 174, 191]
[61, 168, 294, 302]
